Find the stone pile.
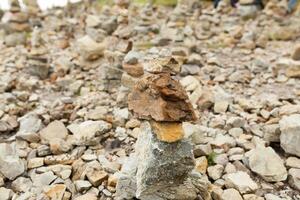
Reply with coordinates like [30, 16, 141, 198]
[26, 28, 49, 79]
[4, 0, 30, 46]
[116, 69, 211, 199]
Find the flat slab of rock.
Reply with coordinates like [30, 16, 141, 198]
[128, 73, 197, 122]
[245, 146, 287, 182]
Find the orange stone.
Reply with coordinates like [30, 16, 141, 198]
[151, 121, 184, 143]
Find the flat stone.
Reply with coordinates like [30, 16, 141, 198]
[28, 157, 44, 169]
[245, 146, 287, 182]
[0, 187, 13, 200]
[74, 180, 92, 192]
[279, 114, 300, 157]
[150, 121, 184, 143]
[74, 193, 97, 200]
[225, 171, 258, 194]
[221, 188, 243, 200]
[39, 121, 68, 144]
[67, 120, 111, 146]
[286, 157, 300, 169]
[243, 194, 264, 200]
[16, 113, 42, 142]
[0, 143, 25, 180]
[86, 169, 108, 187]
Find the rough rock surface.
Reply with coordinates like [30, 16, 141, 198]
[128, 73, 197, 122]
[116, 122, 210, 200]
[279, 114, 300, 157]
[245, 146, 287, 182]
[0, 143, 25, 180]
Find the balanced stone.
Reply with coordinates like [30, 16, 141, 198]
[27, 28, 49, 79]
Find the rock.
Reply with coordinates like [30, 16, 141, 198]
[265, 194, 283, 200]
[243, 194, 264, 200]
[74, 180, 92, 192]
[150, 121, 184, 143]
[122, 63, 144, 77]
[128, 73, 197, 122]
[27, 28, 49, 79]
[0, 187, 13, 200]
[225, 171, 258, 194]
[28, 157, 44, 169]
[50, 138, 72, 155]
[288, 168, 300, 190]
[74, 193, 97, 200]
[123, 51, 141, 65]
[76, 35, 105, 61]
[4, 32, 26, 47]
[0, 143, 25, 180]
[195, 156, 208, 174]
[116, 122, 211, 200]
[67, 120, 111, 146]
[207, 164, 224, 180]
[279, 114, 300, 157]
[221, 188, 243, 200]
[86, 170, 108, 187]
[286, 157, 300, 169]
[39, 121, 68, 144]
[245, 146, 287, 182]
[31, 171, 57, 187]
[142, 57, 182, 74]
[11, 177, 32, 192]
[16, 113, 42, 142]
[292, 44, 300, 61]
[44, 184, 66, 200]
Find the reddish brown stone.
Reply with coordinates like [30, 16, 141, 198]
[128, 73, 197, 122]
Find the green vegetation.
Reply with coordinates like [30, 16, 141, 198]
[207, 152, 217, 166]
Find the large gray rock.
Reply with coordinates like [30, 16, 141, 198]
[245, 146, 287, 182]
[116, 122, 211, 200]
[279, 114, 300, 157]
[0, 143, 25, 180]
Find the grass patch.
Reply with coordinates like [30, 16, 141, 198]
[207, 152, 217, 166]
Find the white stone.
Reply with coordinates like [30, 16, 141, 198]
[279, 114, 300, 157]
[74, 180, 92, 192]
[39, 121, 68, 144]
[16, 113, 42, 142]
[0, 143, 25, 180]
[207, 164, 224, 180]
[288, 168, 300, 190]
[225, 171, 259, 194]
[221, 188, 243, 200]
[245, 146, 287, 182]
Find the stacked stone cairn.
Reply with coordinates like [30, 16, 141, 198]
[116, 66, 211, 199]
[4, 0, 30, 46]
[27, 27, 49, 79]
